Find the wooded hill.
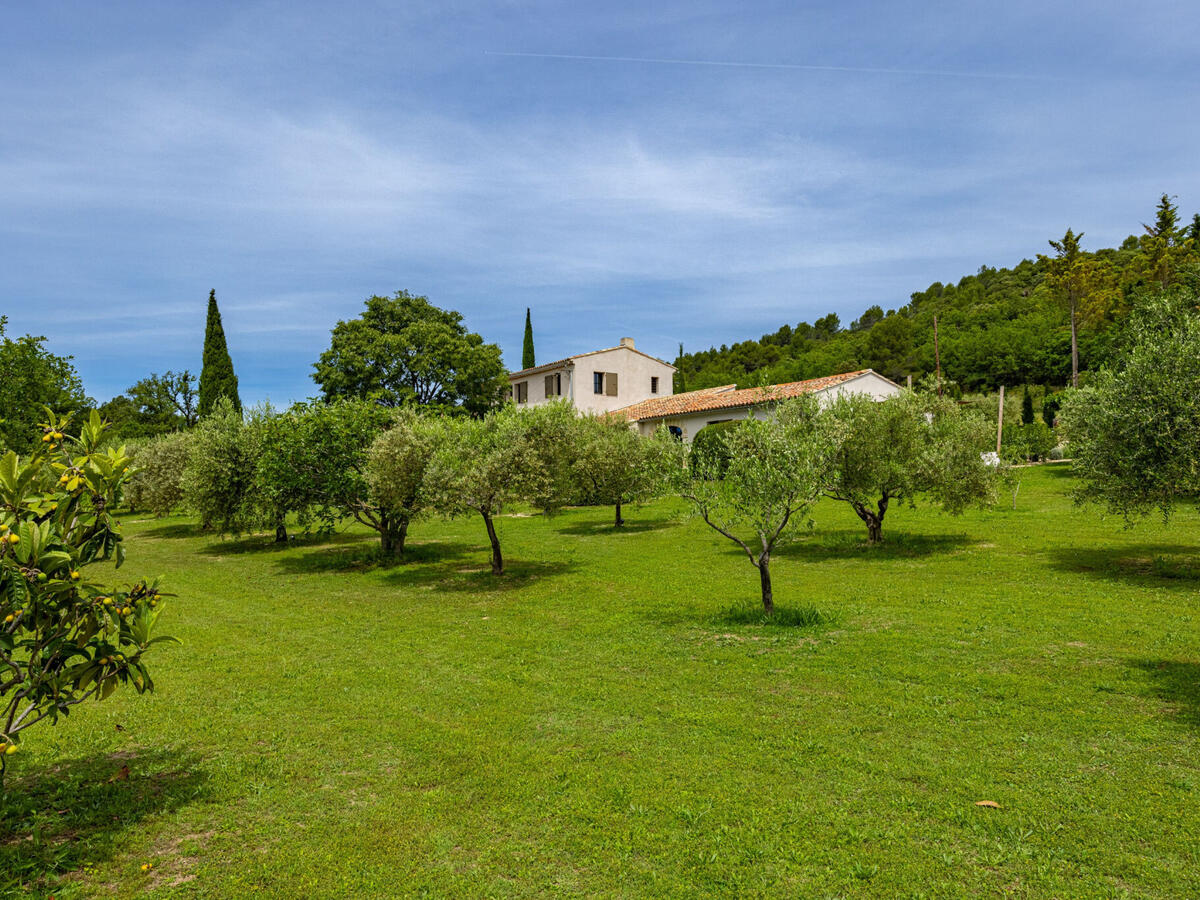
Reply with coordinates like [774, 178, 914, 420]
[674, 196, 1200, 394]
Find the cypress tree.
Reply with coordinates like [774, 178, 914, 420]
[198, 289, 241, 418]
[522, 308, 535, 370]
[1021, 385, 1035, 425]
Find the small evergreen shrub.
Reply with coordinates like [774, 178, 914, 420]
[689, 420, 740, 477]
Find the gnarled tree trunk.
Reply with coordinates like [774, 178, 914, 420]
[852, 493, 890, 544]
[614, 500, 624, 528]
[482, 510, 503, 575]
[274, 522, 288, 543]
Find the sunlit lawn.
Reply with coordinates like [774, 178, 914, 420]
[2, 464, 1199, 897]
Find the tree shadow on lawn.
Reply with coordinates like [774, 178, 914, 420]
[1048, 545, 1200, 589]
[270, 538, 478, 575]
[138, 522, 200, 540]
[198, 528, 368, 558]
[379, 557, 580, 593]
[1129, 659, 1200, 729]
[0, 747, 209, 893]
[768, 530, 977, 562]
[553, 515, 680, 537]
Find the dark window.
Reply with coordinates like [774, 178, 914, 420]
[593, 372, 604, 394]
[556, 372, 562, 395]
[651, 376, 659, 394]
[515, 381, 528, 403]
[668, 425, 683, 441]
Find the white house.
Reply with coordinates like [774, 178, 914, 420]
[613, 369, 902, 440]
[508, 338, 676, 415]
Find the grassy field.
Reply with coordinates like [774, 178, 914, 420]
[2, 464, 1199, 898]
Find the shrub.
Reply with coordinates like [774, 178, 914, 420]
[1042, 393, 1063, 427]
[0, 411, 177, 781]
[689, 420, 740, 478]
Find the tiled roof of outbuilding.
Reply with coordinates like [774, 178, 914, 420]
[614, 370, 877, 422]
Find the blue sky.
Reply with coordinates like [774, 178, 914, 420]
[2, 1, 1198, 405]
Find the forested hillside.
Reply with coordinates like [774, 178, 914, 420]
[675, 196, 1200, 394]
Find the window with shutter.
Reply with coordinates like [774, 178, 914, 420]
[545, 374, 554, 397]
[605, 372, 618, 396]
[593, 372, 604, 394]
[555, 372, 562, 395]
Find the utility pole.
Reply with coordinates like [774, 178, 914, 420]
[933, 315, 943, 397]
[996, 385, 1005, 455]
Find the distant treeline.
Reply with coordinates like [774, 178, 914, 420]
[675, 196, 1200, 394]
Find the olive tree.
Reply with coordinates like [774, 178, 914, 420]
[570, 416, 676, 527]
[678, 396, 844, 614]
[426, 404, 570, 575]
[1, 412, 177, 781]
[181, 399, 265, 533]
[1060, 279, 1200, 522]
[128, 430, 192, 517]
[364, 410, 443, 556]
[822, 391, 999, 543]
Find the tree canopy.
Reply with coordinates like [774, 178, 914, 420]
[0, 317, 91, 454]
[312, 291, 508, 416]
[1061, 271, 1200, 523]
[674, 196, 1199, 395]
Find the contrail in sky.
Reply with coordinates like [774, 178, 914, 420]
[485, 50, 1046, 82]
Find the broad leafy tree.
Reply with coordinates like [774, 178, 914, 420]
[198, 290, 241, 418]
[678, 396, 844, 614]
[822, 392, 999, 543]
[1061, 276, 1200, 523]
[254, 400, 394, 549]
[0, 318, 91, 454]
[313, 291, 508, 416]
[0, 411, 176, 780]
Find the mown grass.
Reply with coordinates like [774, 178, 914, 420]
[3, 464, 1199, 897]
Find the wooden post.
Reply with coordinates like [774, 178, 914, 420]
[933, 315, 942, 397]
[996, 385, 1005, 455]
[906, 374, 912, 390]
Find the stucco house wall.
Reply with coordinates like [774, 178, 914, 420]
[508, 338, 674, 415]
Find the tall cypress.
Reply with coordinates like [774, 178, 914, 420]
[198, 289, 241, 417]
[522, 307, 535, 369]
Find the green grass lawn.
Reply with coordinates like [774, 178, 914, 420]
[3, 464, 1199, 898]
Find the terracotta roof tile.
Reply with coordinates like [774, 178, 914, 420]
[614, 370, 877, 421]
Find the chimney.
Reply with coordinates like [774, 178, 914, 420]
[619, 337, 635, 349]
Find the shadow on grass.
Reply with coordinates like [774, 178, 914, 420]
[139, 522, 200, 540]
[1048, 545, 1200, 588]
[271, 539, 477, 574]
[0, 748, 208, 893]
[198, 529, 369, 558]
[1130, 659, 1200, 728]
[769, 530, 977, 562]
[381, 557, 580, 593]
[554, 515, 679, 537]
[1041, 462, 1076, 479]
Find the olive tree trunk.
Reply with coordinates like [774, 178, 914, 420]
[852, 494, 890, 544]
[614, 500, 624, 528]
[481, 510, 503, 575]
[757, 553, 774, 615]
